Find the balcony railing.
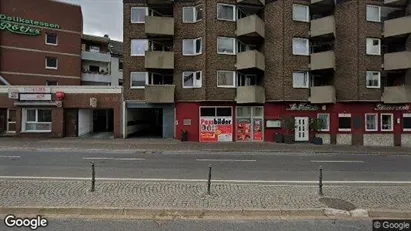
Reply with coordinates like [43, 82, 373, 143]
[144, 85, 175, 103]
[310, 51, 336, 71]
[311, 0, 334, 4]
[81, 73, 112, 84]
[81, 51, 111, 63]
[145, 16, 174, 36]
[236, 15, 265, 38]
[236, 50, 265, 71]
[310, 15, 335, 38]
[145, 51, 174, 69]
[310, 86, 336, 104]
[236, 86, 265, 104]
[382, 86, 411, 104]
[384, 51, 411, 70]
[384, 16, 411, 38]
[237, 0, 264, 6]
[384, 0, 408, 6]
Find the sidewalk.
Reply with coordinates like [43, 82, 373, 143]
[1, 179, 411, 218]
[1, 137, 411, 154]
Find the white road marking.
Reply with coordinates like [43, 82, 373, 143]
[310, 160, 365, 163]
[0, 155, 21, 158]
[82, 157, 146, 161]
[196, 159, 257, 162]
[0, 176, 409, 185]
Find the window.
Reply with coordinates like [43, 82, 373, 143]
[237, 74, 257, 86]
[366, 71, 380, 88]
[131, 39, 148, 56]
[292, 38, 309, 56]
[119, 60, 123, 71]
[183, 6, 202, 23]
[317, 114, 330, 131]
[217, 71, 236, 88]
[46, 80, 58, 86]
[89, 65, 100, 72]
[293, 4, 309, 22]
[45, 33, 57, 45]
[147, 73, 173, 85]
[403, 114, 411, 131]
[381, 113, 393, 131]
[366, 38, 381, 55]
[89, 46, 100, 53]
[130, 72, 148, 89]
[217, 4, 236, 21]
[237, 41, 251, 53]
[131, 7, 148, 23]
[217, 37, 236, 55]
[366, 5, 381, 22]
[365, 113, 378, 131]
[23, 109, 52, 132]
[293, 72, 309, 88]
[182, 38, 202, 55]
[182, 71, 202, 88]
[338, 114, 351, 131]
[45, 57, 58, 69]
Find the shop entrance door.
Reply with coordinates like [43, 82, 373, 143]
[236, 106, 264, 142]
[295, 117, 309, 141]
[7, 109, 16, 134]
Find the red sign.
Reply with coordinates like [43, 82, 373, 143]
[200, 117, 233, 142]
[253, 119, 263, 141]
[237, 119, 252, 141]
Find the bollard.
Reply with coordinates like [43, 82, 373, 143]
[318, 166, 323, 196]
[207, 164, 212, 194]
[91, 161, 95, 192]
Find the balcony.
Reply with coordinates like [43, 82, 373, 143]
[310, 86, 336, 104]
[310, 15, 335, 38]
[236, 86, 265, 104]
[145, 51, 174, 69]
[81, 51, 111, 63]
[146, 0, 173, 4]
[237, 0, 264, 6]
[311, 0, 334, 4]
[82, 73, 112, 84]
[382, 86, 411, 104]
[310, 51, 336, 71]
[236, 50, 265, 71]
[384, 16, 411, 38]
[145, 85, 175, 103]
[236, 15, 264, 38]
[384, 51, 411, 70]
[384, 0, 408, 6]
[145, 16, 174, 37]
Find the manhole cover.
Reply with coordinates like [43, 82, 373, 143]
[319, 197, 356, 211]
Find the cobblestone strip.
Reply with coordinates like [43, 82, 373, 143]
[1, 180, 411, 211]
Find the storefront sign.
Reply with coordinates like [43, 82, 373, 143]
[19, 93, 52, 101]
[286, 103, 318, 111]
[374, 104, 410, 111]
[90, 98, 98, 108]
[8, 89, 18, 99]
[0, 14, 61, 36]
[19, 87, 51, 93]
[200, 117, 232, 142]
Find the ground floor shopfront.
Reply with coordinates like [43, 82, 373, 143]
[175, 102, 411, 147]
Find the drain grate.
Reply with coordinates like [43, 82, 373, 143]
[319, 197, 357, 211]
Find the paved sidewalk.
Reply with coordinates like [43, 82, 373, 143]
[1, 137, 411, 154]
[1, 180, 411, 212]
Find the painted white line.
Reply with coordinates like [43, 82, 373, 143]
[0, 155, 21, 158]
[0, 176, 410, 185]
[310, 160, 365, 163]
[196, 159, 257, 162]
[82, 157, 145, 161]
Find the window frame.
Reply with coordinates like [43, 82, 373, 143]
[45, 57, 58, 70]
[292, 71, 310, 88]
[131, 7, 149, 23]
[366, 5, 381, 23]
[45, 33, 58, 46]
[380, 113, 394, 132]
[22, 108, 52, 133]
[216, 3, 236, 21]
[338, 113, 352, 132]
[130, 39, 149, 56]
[317, 113, 330, 132]
[366, 38, 381, 55]
[403, 113, 411, 132]
[182, 37, 202, 56]
[366, 71, 381, 88]
[292, 4, 310, 22]
[183, 6, 202, 23]
[365, 113, 378, 132]
[130, 71, 148, 89]
[182, 71, 202, 88]
[217, 70, 236, 88]
[217, 37, 237, 55]
[292, 38, 310, 56]
[46, 80, 58, 86]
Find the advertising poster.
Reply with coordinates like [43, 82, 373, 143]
[253, 119, 263, 141]
[237, 118, 252, 141]
[200, 117, 233, 142]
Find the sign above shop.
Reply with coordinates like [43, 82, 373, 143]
[286, 103, 319, 111]
[374, 104, 410, 111]
[19, 93, 52, 101]
[0, 14, 61, 36]
[19, 87, 51, 93]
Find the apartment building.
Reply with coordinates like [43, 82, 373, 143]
[122, 0, 411, 146]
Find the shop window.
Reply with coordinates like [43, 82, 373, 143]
[217, 107, 232, 117]
[200, 107, 216, 117]
[338, 114, 351, 131]
[253, 107, 263, 117]
[23, 109, 52, 132]
[317, 113, 330, 131]
[237, 107, 251, 118]
[403, 114, 411, 131]
[381, 113, 393, 131]
[365, 113, 378, 131]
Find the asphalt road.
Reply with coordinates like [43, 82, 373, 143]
[1, 150, 411, 182]
[0, 217, 372, 231]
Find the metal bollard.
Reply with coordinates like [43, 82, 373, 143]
[207, 164, 212, 194]
[91, 161, 95, 192]
[318, 166, 323, 196]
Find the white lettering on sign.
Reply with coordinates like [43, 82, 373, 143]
[374, 104, 410, 111]
[18, 87, 51, 93]
[19, 93, 52, 101]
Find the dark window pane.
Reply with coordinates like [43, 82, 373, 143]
[46, 57, 57, 68]
[217, 107, 231, 116]
[119, 61, 123, 70]
[46, 81, 58, 86]
[403, 117, 411, 129]
[339, 117, 351, 129]
[46, 34, 57, 44]
[89, 65, 100, 72]
[200, 108, 215, 117]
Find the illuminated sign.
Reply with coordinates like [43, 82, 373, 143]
[0, 14, 61, 36]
